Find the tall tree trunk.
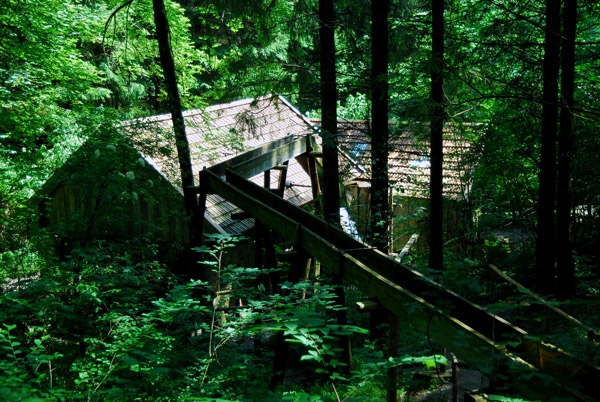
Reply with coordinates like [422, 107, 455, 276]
[557, 0, 577, 299]
[535, 0, 561, 296]
[371, 0, 390, 253]
[371, 5, 394, 400]
[319, 0, 340, 225]
[152, 0, 199, 248]
[319, 0, 352, 374]
[429, 0, 444, 273]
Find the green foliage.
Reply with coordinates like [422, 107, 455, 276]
[2, 0, 600, 400]
[0, 231, 459, 401]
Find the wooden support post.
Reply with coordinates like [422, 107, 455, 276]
[490, 267, 496, 303]
[588, 331, 596, 359]
[260, 222, 286, 389]
[301, 258, 313, 300]
[196, 177, 208, 246]
[306, 138, 322, 209]
[313, 259, 321, 294]
[334, 273, 353, 373]
[369, 300, 388, 344]
[452, 353, 459, 402]
[277, 161, 289, 198]
[264, 169, 271, 189]
[387, 312, 399, 402]
[254, 225, 264, 272]
[264, 225, 280, 294]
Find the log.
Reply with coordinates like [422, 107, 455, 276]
[488, 264, 600, 339]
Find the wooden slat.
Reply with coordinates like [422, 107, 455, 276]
[53, 186, 66, 224]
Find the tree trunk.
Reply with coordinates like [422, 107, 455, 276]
[556, 0, 577, 299]
[319, 0, 352, 374]
[535, 0, 561, 296]
[370, 0, 390, 253]
[151, 0, 199, 248]
[319, 0, 340, 225]
[429, 0, 444, 273]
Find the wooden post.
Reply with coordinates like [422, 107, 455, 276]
[301, 258, 313, 300]
[196, 172, 209, 246]
[334, 274, 353, 373]
[490, 266, 496, 303]
[387, 312, 399, 402]
[306, 138, 322, 212]
[451, 353, 459, 402]
[269, 330, 289, 390]
[276, 161, 289, 198]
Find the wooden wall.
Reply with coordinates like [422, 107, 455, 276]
[36, 143, 191, 255]
[344, 184, 468, 254]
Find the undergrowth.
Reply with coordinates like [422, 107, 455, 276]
[0, 234, 448, 402]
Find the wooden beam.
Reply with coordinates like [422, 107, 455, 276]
[201, 170, 300, 245]
[230, 136, 309, 179]
[489, 264, 599, 338]
[207, 135, 300, 177]
[356, 299, 385, 313]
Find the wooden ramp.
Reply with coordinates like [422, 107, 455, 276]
[196, 135, 600, 401]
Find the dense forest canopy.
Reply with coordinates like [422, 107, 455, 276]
[2, 0, 600, 400]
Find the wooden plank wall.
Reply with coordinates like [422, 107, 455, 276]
[44, 179, 189, 248]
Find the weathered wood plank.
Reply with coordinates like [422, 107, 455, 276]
[229, 137, 308, 179]
[207, 135, 302, 178]
[201, 170, 300, 245]
[53, 186, 66, 224]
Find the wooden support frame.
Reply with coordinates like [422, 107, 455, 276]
[207, 135, 301, 178]
[227, 135, 309, 179]
[197, 168, 600, 400]
[273, 161, 289, 198]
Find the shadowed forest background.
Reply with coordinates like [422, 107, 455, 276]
[1, 0, 600, 401]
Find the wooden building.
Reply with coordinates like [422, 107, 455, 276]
[30, 96, 320, 263]
[333, 120, 475, 254]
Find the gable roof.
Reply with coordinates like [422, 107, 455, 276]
[123, 95, 318, 234]
[330, 120, 475, 200]
[32, 96, 318, 236]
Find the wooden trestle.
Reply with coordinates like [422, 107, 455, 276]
[196, 134, 600, 401]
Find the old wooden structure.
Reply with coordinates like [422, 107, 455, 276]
[334, 120, 475, 253]
[29, 96, 320, 262]
[30, 94, 600, 399]
[195, 139, 600, 401]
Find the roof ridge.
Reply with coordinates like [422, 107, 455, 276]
[122, 95, 283, 126]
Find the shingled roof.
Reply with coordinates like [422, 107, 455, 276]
[331, 120, 474, 200]
[124, 95, 318, 234]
